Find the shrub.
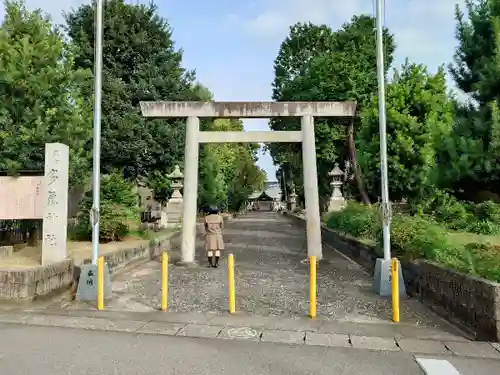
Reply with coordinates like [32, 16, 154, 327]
[326, 201, 379, 239]
[427, 196, 500, 235]
[466, 220, 500, 235]
[462, 200, 500, 235]
[473, 200, 500, 223]
[385, 214, 452, 260]
[432, 195, 472, 230]
[463, 243, 500, 282]
[74, 172, 140, 242]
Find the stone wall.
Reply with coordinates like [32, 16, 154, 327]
[0, 259, 73, 300]
[80, 231, 181, 273]
[0, 230, 182, 301]
[405, 261, 500, 342]
[0, 246, 13, 259]
[286, 213, 500, 342]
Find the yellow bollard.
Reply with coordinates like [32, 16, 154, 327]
[97, 255, 104, 310]
[228, 253, 236, 313]
[161, 252, 169, 312]
[309, 255, 317, 318]
[391, 258, 400, 323]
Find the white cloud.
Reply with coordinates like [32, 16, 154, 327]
[0, 0, 88, 25]
[231, 0, 466, 75]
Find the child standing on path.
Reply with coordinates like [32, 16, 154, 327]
[204, 206, 225, 268]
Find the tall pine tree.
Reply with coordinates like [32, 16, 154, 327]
[65, 0, 201, 180]
[445, 0, 500, 199]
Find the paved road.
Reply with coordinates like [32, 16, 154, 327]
[0, 324, 500, 375]
[56, 212, 463, 338]
[0, 323, 497, 375]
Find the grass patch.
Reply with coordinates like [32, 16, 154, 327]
[447, 231, 500, 246]
[325, 201, 500, 282]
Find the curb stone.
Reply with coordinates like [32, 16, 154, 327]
[0, 311, 499, 359]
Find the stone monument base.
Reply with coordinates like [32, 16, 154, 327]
[174, 260, 199, 268]
[372, 258, 407, 297]
[328, 198, 346, 212]
[166, 218, 181, 228]
[76, 263, 112, 301]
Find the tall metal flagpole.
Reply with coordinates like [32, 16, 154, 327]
[372, 0, 404, 297]
[91, 0, 104, 265]
[375, 0, 391, 262]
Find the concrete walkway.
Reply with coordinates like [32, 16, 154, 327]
[54, 212, 462, 337]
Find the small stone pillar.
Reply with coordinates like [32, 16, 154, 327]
[327, 163, 346, 212]
[159, 204, 168, 229]
[288, 186, 297, 211]
[166, 165, 184, 227]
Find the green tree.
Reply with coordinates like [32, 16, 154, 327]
[201, 118, 266, 211]
[65, 0, 201, 181]
[146, 170, 171, 206]
[0, 0, 92, 185]
[269, 16, 395, 207]
[446, 0, 500, 199]
[269, 22, 336, 198]
[76, 171, 139, 241]
[198, 150, 220, 209]
[228, 155, 267, 212]
[358, 62, 453, 205]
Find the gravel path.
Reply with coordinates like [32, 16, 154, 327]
[58, 212, 459, 331]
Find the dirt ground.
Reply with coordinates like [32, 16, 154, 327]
[0, 213, 235, 269]
[0, 230, 172, 269]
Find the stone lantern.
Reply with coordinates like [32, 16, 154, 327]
[327, 163, 346, 212]
[167, 165, 184, 201]
[165, 165, 184, 227]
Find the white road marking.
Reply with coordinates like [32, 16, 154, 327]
[415, 358, 462, 375]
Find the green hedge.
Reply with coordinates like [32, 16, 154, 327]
[72, 172, 140, 242]
[325, 201, 500, 282]
[325, 201, 379, 239]
[430, 195, 500, 235]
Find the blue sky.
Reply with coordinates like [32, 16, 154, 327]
[1, 0, 467, 179]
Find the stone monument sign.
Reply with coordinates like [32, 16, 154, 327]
[41, 143, 70, 265]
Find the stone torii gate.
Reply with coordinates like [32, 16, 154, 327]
[140, 101, 356, 264]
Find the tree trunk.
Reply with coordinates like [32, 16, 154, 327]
[347, 120, 371, 205]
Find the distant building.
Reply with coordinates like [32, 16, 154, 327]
[248, 181, 282, 211]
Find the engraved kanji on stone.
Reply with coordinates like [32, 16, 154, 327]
[46, 190, 58, 205]
[86, 270, 94, 286]
[44, 234, 57, 246]
[46, 169, 59, 186]
[36, 181, 42, 195]
[45, 212, 58, 223]
[52, 149, 61, 164]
